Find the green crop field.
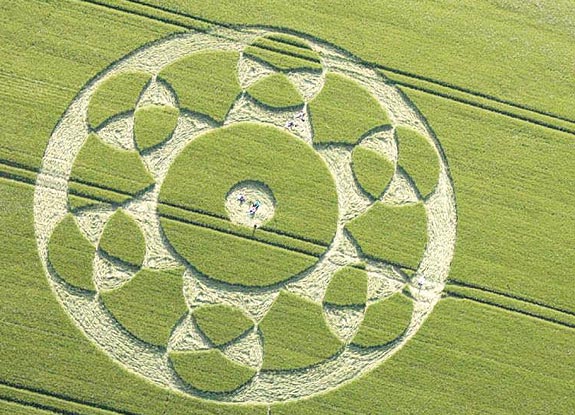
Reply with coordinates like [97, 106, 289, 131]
[1, 1, 574, 414]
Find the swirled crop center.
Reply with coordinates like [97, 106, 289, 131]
[158, 122, 339, 287]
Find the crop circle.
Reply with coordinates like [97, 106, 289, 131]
[34, 27, 457, 403]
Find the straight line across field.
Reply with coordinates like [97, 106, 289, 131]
[117, 0, 575, 126]
[0, 158, 359, 263]
[2, 163, 573, 329]
[0, 380, 140, 415]
[74, 0, 575, 137]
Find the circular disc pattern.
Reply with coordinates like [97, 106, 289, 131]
[34, 27, 457, 404]
[159, 122, 338, 287]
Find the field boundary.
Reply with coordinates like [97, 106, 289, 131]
[74, 0, 575, 137]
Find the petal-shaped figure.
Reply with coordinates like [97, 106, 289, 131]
[134, 104, 179, 152]
[68, 133, 154, 209]
[352, 146, 395, 199]
[244, 34, 322, 72]
[247, 73, 304, 108]
[87, 71, 151, 128]
[352, 292, 413, 347]
[346, 202, 427, 269]
[323, 266, 368, 307]
[99, 209, 146, 268]
[159, 51, 241, 122]
[170, 350, 256, 393]
[48, 214, 95, 291]
[310, 74, 390, 145]
[259, 291, 343, 370]
[396, 127, 440, 198]
[192, 304, 254, 347]
[101, 268, 186, 347]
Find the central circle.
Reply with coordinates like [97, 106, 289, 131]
[158, 122, 338, 287]
[225, 180, 276, 228]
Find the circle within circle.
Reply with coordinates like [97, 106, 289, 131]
[225, 180, 276, 228]
[158, 122, 338, 287]
[34, 27, 457, 404]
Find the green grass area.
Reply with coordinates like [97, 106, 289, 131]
[159, 123, 338, 244]
[134, 104, 180, 151]
[159, 51, 241, 122]
[101, 268, 186, 347]
[98, 209, 146, 268]
[346, 202, 427, 269]
[0, 180, 263, 415]
[444, 283, 575, 328]
[274, 298, 575, 414]
[160, 218, 316, 286]
[406, 89, 575, 313]
[247, 73, 303, 108]
[88, 71, 151, 128]
[0, 400, 53, 415]
[47, 214, 95, 291]
[2, 1, 575, 413]
[158, 204, 326, 257]
[192, 304, 254, 346]
[166, 0, 575, 120]
[309, 74, 390, 145]
[351, 146, 395, 199]
[260, 291, 343, 370]
[395, 127, 439, 198]
[244, 35, 321, 71]
[169, 350, 256, 393]
[323, 267, 367, 307]
[352, 293, 413, 347]
[69, 133, 154, 199]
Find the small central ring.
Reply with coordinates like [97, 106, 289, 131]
[225, 180, 276, 228]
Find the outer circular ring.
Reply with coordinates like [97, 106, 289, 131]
[34, 26, 457, 403]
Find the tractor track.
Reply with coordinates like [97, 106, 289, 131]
[0, 380, 141, 415]
[1, 163, 573, 328]
[73, 0, 575, 138]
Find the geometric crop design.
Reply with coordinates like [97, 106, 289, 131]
[34, 26, 457, 404]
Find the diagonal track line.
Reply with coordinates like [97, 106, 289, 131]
[73, 0, 575, 138]
[444, 287, 575, 329]
[0, 395, 76, 415]
[121, 0, 575, 129]
[0, 158, 331, 252]
[447, 279, 575, 317]
[0, 380, 141, 415]
[2, 166, 573, 323]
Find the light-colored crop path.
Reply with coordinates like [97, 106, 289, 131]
[34, 26, 456, 404]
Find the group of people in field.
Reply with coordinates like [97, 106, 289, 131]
[237, 194, 260, 217]
[285, 110, 306, 130]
